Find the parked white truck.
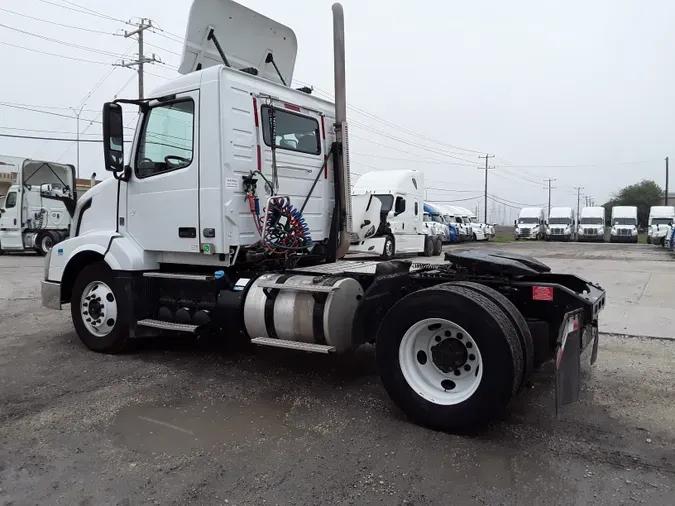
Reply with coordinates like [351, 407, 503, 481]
[514, 207, 545, 240]
[610, 206, 638, 243]
[453, 206, 489, 241]
[349, 170, 442, 258]
[647, 206, 675, 246]
[40, 0, 606, 432]
[546, 207, 576, 242]
[577, 206, 606, 242]
[0, 159, 76, 255]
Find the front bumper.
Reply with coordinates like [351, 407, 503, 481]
[41, 280, 62, 310]
[610, 234, 637, 242]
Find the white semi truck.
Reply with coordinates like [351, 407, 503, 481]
[453, 206, 489, 241]
[577, 206, 606, 242]
[348, 170, 442, 259]
[514, 207, 545, 240]
[40, 0, 606, 431]
[647, 206, 675, 246]
[546, 207, 576, 242]
[0, 159, 76, 255]
[610, 206, 638, 243]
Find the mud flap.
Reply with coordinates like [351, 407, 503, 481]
[555, 309, 583, 418]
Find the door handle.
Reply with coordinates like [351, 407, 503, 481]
[13, 219, 16, 225]
[178, 227, 197, 238]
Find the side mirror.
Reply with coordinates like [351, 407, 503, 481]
[102, 102, 125, 172]
[40, 183, 53, 196]
[513, 220, 517, 226]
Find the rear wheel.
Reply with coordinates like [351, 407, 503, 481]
[36, 231, 56, 256]
[376, 284, 524, 431]
[71, 261, 131, 354]
[422, 236, 434, 257]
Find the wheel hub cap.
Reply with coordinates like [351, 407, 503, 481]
[431, 338, 468, 373]
[80, 281, 118, 338]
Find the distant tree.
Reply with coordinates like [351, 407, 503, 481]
[603, 180, 663, 227]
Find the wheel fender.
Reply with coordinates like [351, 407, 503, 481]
[47, 232, 117, 283]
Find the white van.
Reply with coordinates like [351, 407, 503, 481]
[610, 206, 638, 243]
[577, 206, 606, 242]
[547, 207, 575, 241]
[647, 206, 675, 245]
[515, 207, 545, 240]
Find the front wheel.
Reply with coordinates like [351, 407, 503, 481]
[432, 236, 442, 256]
[381, 235, 395, 260]
[36, 231, 56, 256]
[376, 284, 524, 431]
[71, 261, 130, 354]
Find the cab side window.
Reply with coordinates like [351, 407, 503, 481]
[394, 197, 406, 216]
[5, 192, 16, 209]
[136, 100, 195, 178]
[261, 106, 321, 155]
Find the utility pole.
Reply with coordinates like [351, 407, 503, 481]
[574, 186, 583, 225]
[478, 154, 495, 223]
[117, 18, 160, 99]
[543, 178, 556, 218]
[666, 157, 669, 205]
[69, 104, 85, 180]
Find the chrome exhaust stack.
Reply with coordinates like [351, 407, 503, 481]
[332, 3, 352, 259]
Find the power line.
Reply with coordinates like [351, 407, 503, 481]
[0, 40, 114, 65]
[35, 0, 126, 24]
[0, 133, 130, 143]
[0, 101, 98, 112]
[544, 178, 556, 217]
[116, 18, 162, 99]
[478, 154, 495, 222]
[0, 22, 129, 58]
[0, 7, 118, 34]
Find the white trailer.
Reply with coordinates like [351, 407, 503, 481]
[40, 0, 606, 432]
[546, 207, 575, 242]
[348, 170, 442, 258]
[514, 207, 545, 240]
[647, 206, 675, 246]
[610, 206, 638, 243]
[577, 206, 606, 242]
[0, 160, 76, 255]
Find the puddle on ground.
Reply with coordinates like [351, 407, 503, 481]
[111, 398, 297, 454]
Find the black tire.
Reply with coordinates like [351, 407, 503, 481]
[381, 235, 395, 260]
[472, 233, 477, 242]
[447, 281, 534, 392]
[423, 236, 434, 257]
[71, 261, 131, 354]
[375, 284, 524, 431]
[432, 236, 442, 256]
[35, 231, 56, 256]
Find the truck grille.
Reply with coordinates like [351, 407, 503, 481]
[583, 228, 597, 235]
[619, 228, 631, 236]
[520, 228, 531, 237]
[551, 228, 564, 235]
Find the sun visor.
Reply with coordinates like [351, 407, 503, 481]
[178, 0, 298, 86]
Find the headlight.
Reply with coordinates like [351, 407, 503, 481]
[611, 228, 617, 235]
[648, 226, 653, 233]
[598, 228, 604, 234]
[564, 228, 571, 235]
[632, 228, 638, 235]
[578, 226, 583, 233]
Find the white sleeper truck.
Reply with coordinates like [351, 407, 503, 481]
[577, 206, 606, 242]
[515, 207, 545, 240]
[546, 207, 576, 242]
[647, 206, 675, 246]
[0, 159, 76, 255]
[610, 206, 638, 243]
[349, 170, 442, 259]
[40, 0, 606, 432]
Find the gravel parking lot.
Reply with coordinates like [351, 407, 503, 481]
[2, 242, 675, 505]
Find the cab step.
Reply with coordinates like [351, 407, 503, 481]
[136, 319, 200, 333]
[250, 337, 335, 353]
[143, 272, 213, 281]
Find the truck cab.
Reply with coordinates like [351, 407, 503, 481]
[0, 160, 75, 255]
[647, 206, 675, 246]
[546, 207, 575, 241]
[515, 207, 545, 240]
[454, 206, 488, 241]
[610, 206, 638, 243]
[350, 170, 442, 258]
[422, 203, 451, 243]
[578, 206, 606, 242]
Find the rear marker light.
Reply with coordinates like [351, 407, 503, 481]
[533, 286, 554, 301]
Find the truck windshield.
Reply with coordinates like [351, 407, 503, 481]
[614, 218, 636, 226]
[443, 215, 454, 223]
[549, 217, 570, 225]
[470, 217, 479, 223]
[373, 195, 393, 213]
[580, 217, 604, 225]
[518, 217, 538, 224]
[651, 218, 672, 225]
[431, 215, 443, 223]
[423, 214, 431, 222]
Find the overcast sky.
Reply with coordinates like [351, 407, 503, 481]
[1, 0, 674, 223]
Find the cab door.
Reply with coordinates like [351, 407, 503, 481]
[126, 91, 200, 253]
[0, 189, 23, 249]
